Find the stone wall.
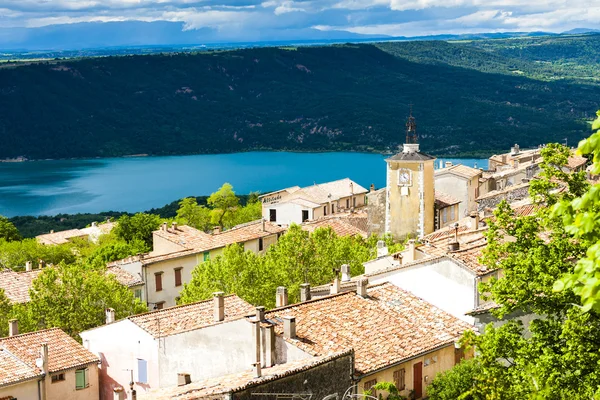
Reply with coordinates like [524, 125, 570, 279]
[477, 184, 530, 213]
[234, 352, 354, 400]
[367, 188, 386, 237]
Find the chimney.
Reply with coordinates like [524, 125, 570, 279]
[276, 287, 288, 308]
[370, 184, 375, 192]
[341, 264, 351, 282]
[263, 324, 276, 368]
[283, 316, 296, 339]
[448, 241, 460, 252]
[300, 283, 311, 302]
[92, 222, 97, 228]
[376, 240, 388, 258]
[402, 239, 416, 265]
[262, 218, 266, 232]
[8, 319, 18, 336]
[445, 161, 453, 168]
[105, 308, 115, 325]
[161, 222, 167, 231]
[171, 221, 178, 231]
[213, 292, 225, 322]
[252, 319, 261, 377]
[330, 276, 340, 295]
[470, 211, 480, 231]
[511, 144, 520, 155]
[513, 159, 519, 169]
[38, 260, 45, 270]
[113, 387, 125, 400]
[50, 230, 54, 234]
[255, 306, 265, 322]
[357, 278, 369, 298]
[40, 343, 49, 375]
[25, 261, 32, 272]
[213, 226, 221, 235]
[177, 373, 191, 386]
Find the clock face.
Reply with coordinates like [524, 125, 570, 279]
[398, 169, 412, 186]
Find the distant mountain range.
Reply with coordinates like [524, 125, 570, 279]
[1, 21, 598, 52]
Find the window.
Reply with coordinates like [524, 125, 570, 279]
[155, 301, 165, 310]
[393, 369, 406, 391]
[449, 206, 455, 221]
[302, 210, 309, 222]
[154, 272, 163, 292]
[134, 289, 142, 300]
[346, 199, 350, 209]
[174, 267, 183, 287]
[203, 251, 210, 262]
[323, 206, 327, 216]
[259, 237, 264, 251]
[442, 208, 448, 223]
[331, 204, 335, 214]
[269, 209, 277, 222]
[363, 379, 377, 397]
[51, 373, 65, 383]
[424, 357, 432, 367]
[137, 359, 148, 384]
[75, 368, 89, 390]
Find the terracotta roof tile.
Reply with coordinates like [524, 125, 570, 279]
[0, 328, 99, 386]
[435, 191, 461, 208]
[140, 351, 352, 400]
[301, 215, 367, 237]
[107, 266, 144, 288]
[435, 164, 482, 180]
[36, 229, 86, 245]
[567, 155, 588, 170]
[128, 295, 255, 338]
[265, 283, 471, 376]
[289, 178, 368, 205]
[0, 348, 37, 387]
[0, 269, 43, 304]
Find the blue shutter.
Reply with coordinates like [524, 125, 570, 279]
[137, 359, 148, 384]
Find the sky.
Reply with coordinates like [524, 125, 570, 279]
[1, 0, 600, 42]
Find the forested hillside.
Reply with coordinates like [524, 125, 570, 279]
[1, 35, 599, 159]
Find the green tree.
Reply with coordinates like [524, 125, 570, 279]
[208, 183, 239, 229]
[427, 358, 482, 400]
[12, 262, 147, 339]
[0, 289, 12, 337]
[176, 197, 212, 231]
[113, 213, 161, 249]
[0, 238, 77, 271]
[0, 215, 22, 242]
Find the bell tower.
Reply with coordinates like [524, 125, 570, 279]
[385, 107, 436, 239]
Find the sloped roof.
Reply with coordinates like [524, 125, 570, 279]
[435, 164, 482, 180]
[36, 229, 86, 245]
[0, 328, 99, 387]
[0, 269, 43, 304]
[567, 155, 587, 170]
[386, 151, 435, 162]
[153, 221, 286, 256]
[265, 282, 470, 376]
[301, 216, 368, 238]
[292, 178, 368, 204]
[435, 191, 461, 209]
[128, 295, 254, 338]
[107, 266, 144, 288]
[140, 351, 353, 400]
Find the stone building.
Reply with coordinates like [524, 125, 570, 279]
[385, 111, 435, 239]
[434, 163, 483, 218]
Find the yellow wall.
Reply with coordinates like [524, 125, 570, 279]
[388, 159, 435, 239]
[358, 345, 466, 400]
[437, 204, 460, 229]
[0, 378, 38, 399]
[47, 364, 100, 400]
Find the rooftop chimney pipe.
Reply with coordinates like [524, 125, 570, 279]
[25, 261, 32, 272]
[357, 278, 369, 298]
[341, 264, 351, 282]
[255, 306, 265, 322]
[283, 316, 296, 339]
[300, 283, 311, 302]
[470, 211, 480, 231]
[105, 308, 115, 325]
[213, 292, 225, 322]
[330, 276, 340, 295]
[276, 287, 288, 308]
[8, 319, 18, 336]
[177, 373, 191, 386]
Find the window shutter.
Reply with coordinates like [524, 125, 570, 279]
[155, 273, 163, 291]
[84, 368, 89, 388]
[75, 369, 85, 389]
[174, 268, 182, 287]
[393, 368, 406, 390]
[137, 359, 148, 384]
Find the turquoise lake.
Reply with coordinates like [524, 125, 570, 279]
[0, 152, 488, 217]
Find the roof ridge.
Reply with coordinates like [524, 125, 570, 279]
[129, 294, 239, 321]
[0, 327, 61, 342]
[265, 291, 354, 314]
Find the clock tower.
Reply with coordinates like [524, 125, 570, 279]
[385, 108, 436, 239]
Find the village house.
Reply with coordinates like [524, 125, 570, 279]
[80, 295, 256, 400]
[36, 221, 115, 245]
[140, 351, 355, 400]
[259, 178, 368, 226]
[263, 281, 471, 400]
[300, 210, 369, 237]
[434, 163, 483, 218]
[434, 191, 461, 230]
[0, 325, 100, 400]
[108, 220, 285, 308]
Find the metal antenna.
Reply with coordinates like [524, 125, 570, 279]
[405, 104, 418, 144]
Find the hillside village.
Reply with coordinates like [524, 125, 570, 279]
[0, 112, 596, 400]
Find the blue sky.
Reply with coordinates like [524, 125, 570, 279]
[1, 0, 600, 39]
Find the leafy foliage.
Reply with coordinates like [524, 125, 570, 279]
[0, 238, 77, 271]
[10, 262, 147, 340]
[179, 224, 388, 308]
[1, 39, 598, 160]
[365, 382, 407, 400]
[0, 215, 21, 241]
[427, 358, 482, 400]
[113, 213, 161, 249]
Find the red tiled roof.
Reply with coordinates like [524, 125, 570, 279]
[140, 351, 353, 400]
[567, 155, 587, 170]
[107, 266, 144, 288]
[265, 282, 471, 376]
[0, 328, 99, 386]
[435, 164, 482, 180]
[301, 217, 367, 237]
[128, 295, 255, 338]
[435, 191, 461, 208]
[0, 269, 43, 304]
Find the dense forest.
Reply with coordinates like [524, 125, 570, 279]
[0, 34, 599, 159]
